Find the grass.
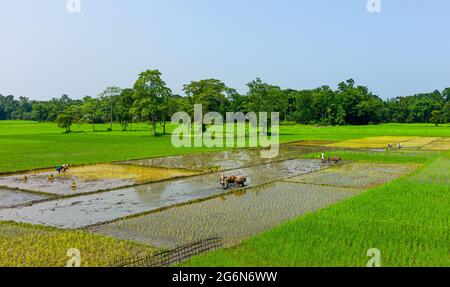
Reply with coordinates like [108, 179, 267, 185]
[1, 121, 449, 173]
[182, 152, 450, 266]
[0, 221, 156, 267]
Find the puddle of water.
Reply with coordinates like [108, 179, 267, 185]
[287, 162, 416, 189]
[0, 159, 323, 229]
[119, 146, 321, 171]
[0, 189, 48, 209]
[88, 182, 361, 248]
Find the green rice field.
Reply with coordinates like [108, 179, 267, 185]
[0, 121, 449, 266]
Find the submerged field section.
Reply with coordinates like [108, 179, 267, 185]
[88, 162, 416, 248]
[0, 158, 324, 228]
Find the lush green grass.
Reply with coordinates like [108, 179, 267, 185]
[279, 123, 450, 142]
[0, 121, 224, 172]
[182, 152, 450, 266]
[1, 121, 449, 173]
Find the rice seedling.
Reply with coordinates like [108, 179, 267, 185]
[69, 164, 199, 183]
[0, 164, 199, 197]
[328, 136, 418, 149]
[400, 137, 440, 148]
[421, 138, 450, 151]
[120, 146, 317, 171]
[287, 162, 418, 189]
[300, 149, 442, 164]
[90, 182, 362, 248]
[0, 221, 156, 267]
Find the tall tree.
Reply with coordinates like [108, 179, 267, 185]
[116, 88, 135, 131]
[99, 86, 122, 131]
[132, 69, 171, 135]
[80, 96, 102, 131]
[183, 79, 234, 117]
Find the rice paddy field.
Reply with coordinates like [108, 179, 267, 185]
[118, 146, 320, 171]
[327, 136, 447, 150]
[182, 154, 450, 267]
[0, 121, 449, 266]
[0, 164, 199, 197]
[286, 162, 418, 189]
[89, 182, 362, 248]
[0, 159, 323, 229]
[0, 189, 48, 209]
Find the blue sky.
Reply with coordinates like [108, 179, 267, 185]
[1, 0, 449, 100]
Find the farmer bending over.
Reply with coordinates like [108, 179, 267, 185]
[56, 164, 69, 174]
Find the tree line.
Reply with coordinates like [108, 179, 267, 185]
[1, 69, 449, 133]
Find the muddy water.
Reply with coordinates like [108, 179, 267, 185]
[0, 171, 135, 196]
[0, 189, 48, 209]
[88, 182, 361, 248]
[119, 146, 321, 171]
[0, 159, 323, 228]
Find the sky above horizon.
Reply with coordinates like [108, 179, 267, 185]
[1, 0, 449, 100]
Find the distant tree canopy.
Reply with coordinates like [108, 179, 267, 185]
[1, 71, 449, 134]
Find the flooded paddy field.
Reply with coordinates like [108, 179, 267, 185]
[0, 164, 198, 196]
[421, 138, 450, 151]
[286, 162, 417, 189]
[0, 189, 48, 209]
[118, 146, 323, 171]
[327, 136, 450, 151]
[88, 181, 362, 248]
[0, 159, 324, 228]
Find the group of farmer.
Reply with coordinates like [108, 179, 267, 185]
[55, 164, 70, 174]
[386, 143, 403, 151]
[321, 153, 342, 164]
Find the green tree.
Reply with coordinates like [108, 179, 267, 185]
[132, 69, 171, 135]
[183, 79, 234, 116]
[80, 96, 102, 131]
[430, 110, 443, 126]
[442, 102, 450, 123]
[56, 114, 73, 132]
[116, 88, 135, 131]
[99, 86, 122, 131]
